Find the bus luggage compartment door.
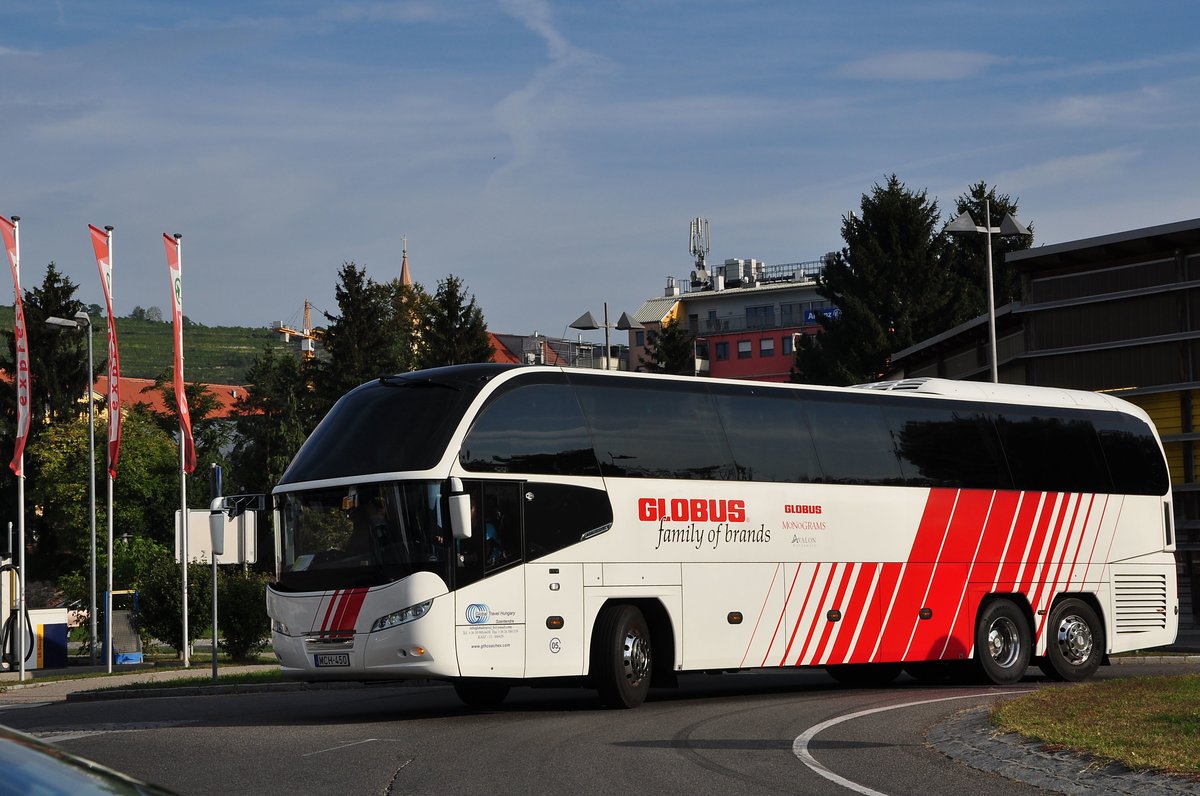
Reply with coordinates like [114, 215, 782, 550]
[525, 563, 583, 677]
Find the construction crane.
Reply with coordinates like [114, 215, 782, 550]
[271, 300, 321, 359]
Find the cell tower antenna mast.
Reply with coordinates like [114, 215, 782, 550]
[689, 217, 710, 269]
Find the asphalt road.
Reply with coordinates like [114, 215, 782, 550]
[1, 662, 1196, 795]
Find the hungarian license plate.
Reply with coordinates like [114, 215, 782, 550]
[314, 653, 350, 667]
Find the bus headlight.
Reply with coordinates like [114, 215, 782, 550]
[371, 600, 433, 632]
[271, 619, 290, 635]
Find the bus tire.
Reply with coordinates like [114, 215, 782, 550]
[453, 679, 510, 708]
[592, 604, 652, 709]
[1039, 598, 1103, 682]
[974, 599, 1030, 685]
[825, 663, 902, 687]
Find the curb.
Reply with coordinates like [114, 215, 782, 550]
[929, 705, 1200, 795]
[63, 678, 446, 702]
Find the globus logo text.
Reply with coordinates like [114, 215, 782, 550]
[638, 497, 746, 524]
[784, 504, 822, 514]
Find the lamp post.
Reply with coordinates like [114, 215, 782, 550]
[46, 311, 96, 665]
[946, 198, 1031, 383]
[570, 303, 642, 370]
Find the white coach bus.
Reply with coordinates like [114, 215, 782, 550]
[265, 365, 1177, 708]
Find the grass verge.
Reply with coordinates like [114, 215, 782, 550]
[992, 674, 1200, 778]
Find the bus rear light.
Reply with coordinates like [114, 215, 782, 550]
[371, 600, 433, 632]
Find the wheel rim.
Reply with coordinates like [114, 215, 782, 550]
[622, 626, 651, 686]
[1054, 614, 1094, 666]
[986, 616, 1021, 668]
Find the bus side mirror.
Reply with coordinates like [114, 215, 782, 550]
[447, 478, 472, 540]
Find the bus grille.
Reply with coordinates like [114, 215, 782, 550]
[1113, 573, 1168, 633]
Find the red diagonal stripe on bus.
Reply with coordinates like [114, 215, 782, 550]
[1016, 492, 1061, 595]
[938, 490, 1019, 660]
[329, 588, 368, 633]
[1036, 493, 1097, 643]
[1027, 494, 1075, 624]
[907, 489, 991, 660]
[778, 563, 823, 666]
[863, 562, 902, 662]
[993, 491, 1042, 591]
[764, 562, 808, 667]
[740, 562, 782, 668]
[825, 562, 879, 664]
[807, 562, 859, 666]
[319, 589, 342, 634]
[791, 563, 842, 666]
[875, 488, 958, 661]
[1080, 494, 1112, 584]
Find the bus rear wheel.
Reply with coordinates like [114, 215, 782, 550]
[453, 679, 510, 708]
[592, 604, 652, 709]
[974, 599, 1030, 685]
[1038, 598, 1103, 682]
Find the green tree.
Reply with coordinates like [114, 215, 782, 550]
[389, 279, 432, 373]
[230, 348, 315, 495]
[135, 542, 211, 655]
[945, 181, 1035, 313]
[35, 407, 179, 567]
[144, 372, 234, 506]
[217, 571, 270, 660]
[0, 263, 90, 431]
[638, 317, 696, 375]
[418, 274, 493, 369]
[794, 175, 957, 385]
[316, 262, 404, 412]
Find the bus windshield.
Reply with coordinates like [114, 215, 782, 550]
[275, 480, 452, 592]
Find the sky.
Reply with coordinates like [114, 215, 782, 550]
[2, 0, 1199, 346]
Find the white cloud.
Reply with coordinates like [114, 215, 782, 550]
[840, 49, 1004, 81]
[994, 149, 1141, 192]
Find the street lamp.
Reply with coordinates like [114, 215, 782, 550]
[946, 199, 1031, 383]
[570, 303, 642, 371]
[46, 311, 96, 665]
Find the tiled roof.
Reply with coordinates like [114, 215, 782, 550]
[96, 376, 248, 419]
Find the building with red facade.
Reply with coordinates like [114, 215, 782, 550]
[629, 257, 836, 381]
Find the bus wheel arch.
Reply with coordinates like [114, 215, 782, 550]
[1038, 595, 1105, 682]
[589, 599, 675, 708]
[973, 595, 1032, 685]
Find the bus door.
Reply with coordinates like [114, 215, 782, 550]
[521, 482, 609, 678]
[454, 481, 526, 678]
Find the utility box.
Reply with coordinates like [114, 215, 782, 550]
[25, 608, 68, 670]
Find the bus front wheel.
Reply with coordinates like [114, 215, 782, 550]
[1039, 598, 1103, 682]
[974, 599, 1030, 685]
[592, 604, 652, 709]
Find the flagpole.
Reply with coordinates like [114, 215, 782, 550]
[177, 234, 190, 668]
[12, 216, 26, 683]
[104, 225, 114, 674]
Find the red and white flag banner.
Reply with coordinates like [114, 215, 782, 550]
[0, 216, 30, 476]
[89, 224, 122, 478]
[163, 233, 195, 473]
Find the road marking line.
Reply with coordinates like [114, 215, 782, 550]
[304, 738, 385, 757]
[792, 689, 1031, 796]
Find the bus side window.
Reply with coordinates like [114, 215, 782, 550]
[455, 481, 524, 587]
